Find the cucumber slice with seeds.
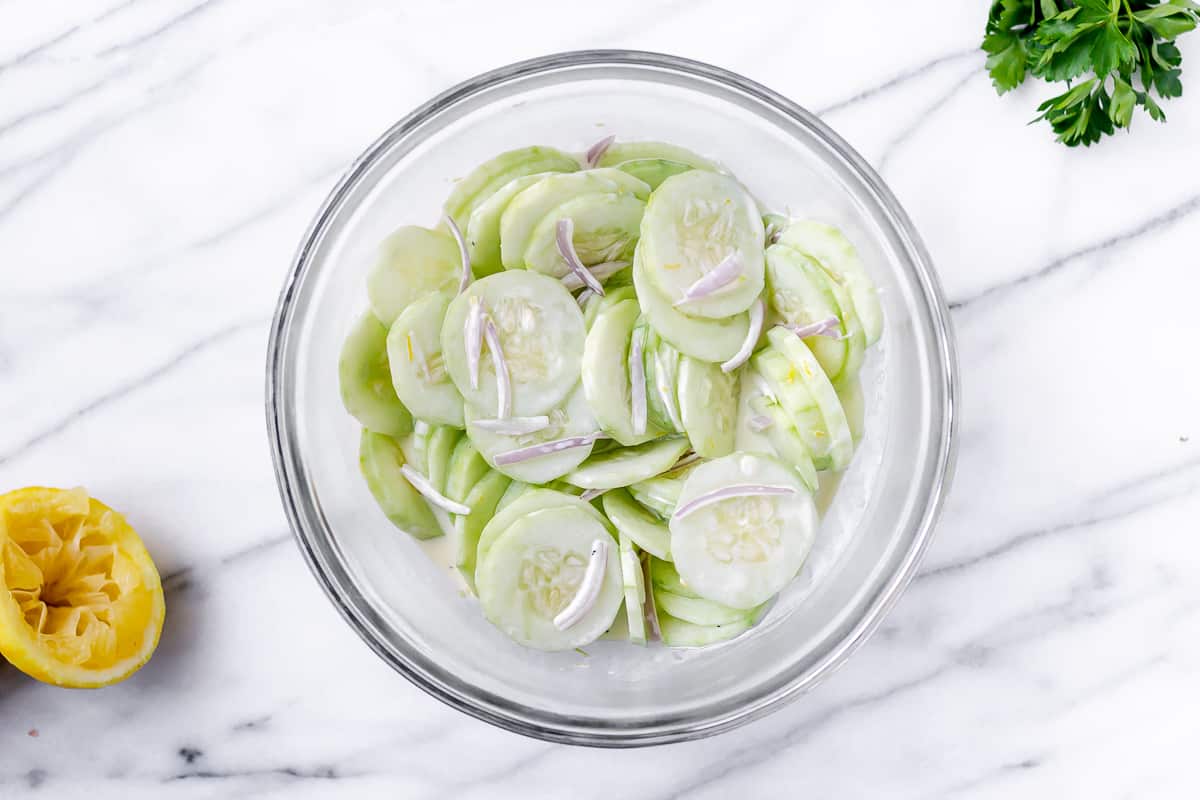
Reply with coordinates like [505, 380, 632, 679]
[602, 489, 672, 560]
[386, 291, 464, 428]
[465, 384, 598, 483]
[748, 394, 819, 492]
[523, 192, 645, 278]
[670, 452, 817, 609]
[581, 298, 664, 446]
[564, 437, 690, 490]
[368, 226, 462, 325]
[640, 171, 765, 319]
[632, 248, 750, 363]
[359, 430, 441, 540]
[442, 271, 586, 417]
[443, 146, 580, 229]
[476, 505, 622, 651]
[777, 220, 883, 345]
[677, 355, 738, 458]
[476, 489, 610, 568]
[339, 312, 414, 437]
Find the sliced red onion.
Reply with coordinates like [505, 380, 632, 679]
[575, 288, 595, 307]
[785, 316, 842, 340]
[443, 214, 472, 294]
[399, 464, 472, 515]
[641, 553, 661, 641]
[673, 253, 742, 306]
[562, 260, 628, 291]
[472, 416, 550, 435]
[483, 317, 511, 419]
[578, 488, 607, 503]
[720, 297, 765, 373]
[493, 432, 603, 466]
[673, 484, 798, 521]
[748, 415, 773, 432]
[465, 296, 484, 390]
[554, 538, 610, 630]
[666, 451, 702, 473]
[629, 326, 647, 436]
[556, 218, 606, 296]
[584, 134, 616, 168]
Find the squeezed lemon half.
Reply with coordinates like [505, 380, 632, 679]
[0, 487, 165, 688]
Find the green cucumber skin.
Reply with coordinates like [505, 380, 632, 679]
[339, 312, 414, 438]
[358, 430, 441, 540]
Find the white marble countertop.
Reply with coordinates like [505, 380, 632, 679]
[2, 1, 1199, 797]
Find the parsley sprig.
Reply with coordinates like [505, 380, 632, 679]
[983, 0, 1199, 145]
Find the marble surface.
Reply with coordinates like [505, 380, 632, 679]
[2, 1, 1199, 797]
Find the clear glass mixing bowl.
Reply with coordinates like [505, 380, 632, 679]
[266, 50, 958, 746]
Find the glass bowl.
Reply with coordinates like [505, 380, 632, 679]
[266, 50, 957, 746]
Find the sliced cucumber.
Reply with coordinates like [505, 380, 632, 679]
[425, 426, 463, 495]
[640, 171, 765, 319]
[751, 349, 833, 470]
[615, 158, 693, 189]
[454, 469, 511, 590]
[476, 505, 622, 651]
[734, 368, 776, 456]
[836, 376, 866, 443]
[765, 326, 854, 471]
[476, 488, 610, 568]
[670, 452, 817, 609]
[628, 460, 696, 513]
[748, 394, 819, 493]
[632, 249, 751, 363]
[653, 588, 752, 627]
[443, 146, 580, 229]
[658, 612, 753, 648]
[358, 430, 440, 539]
[495, 480, 531, 512]
[444, 438, 490, 511]
[367, 226, 462, 325]
[677, 355, 738, 458]
[628, 486, 675, 519]
[442, 271, 586, 417]
[618, 532, 647, 645]
[564, 437, 690, 490]
[386, 291, 464, 427]
[597, 141, 720, 171]
[522, 192, 645, 278]
[650, 557, 698, 597]
[465, 384, 598, 483]
[465, 173, 547, 277]
[777, 220, 883, 345]
[582, 284, 636, 330]
[339, 312, 413, 437]
[581, 298, 663, 446]
[640, 325, 683, 433]
[499, 169, 650, 270]
[765, 244, 864, 384]
[602, 489, 672, 560]
[409, 421, 433, 476]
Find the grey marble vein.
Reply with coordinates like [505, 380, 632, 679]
[876, 67, 982, 172]
[817, 46, 981, 116]
[94, 0, 227, 58]
[655, 664, 956, 800]
[0, 0, 140, 76]
[951, 190, 1200, 310]
[0, 317, 266, 467]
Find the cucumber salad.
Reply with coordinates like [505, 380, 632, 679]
[339, 137, 883, 651]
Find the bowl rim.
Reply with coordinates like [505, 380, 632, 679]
[266, 48, 959, 747]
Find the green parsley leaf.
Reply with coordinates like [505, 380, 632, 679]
[983, 0, 1199, 145]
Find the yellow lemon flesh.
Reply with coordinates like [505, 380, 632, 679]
[0, 487, 165, 688]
